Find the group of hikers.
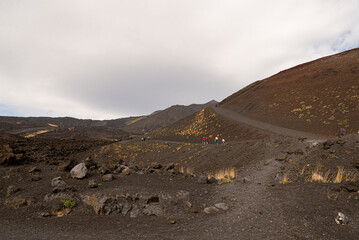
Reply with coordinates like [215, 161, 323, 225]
[202, 136, 225, 145]
[141, 136, 150, 141]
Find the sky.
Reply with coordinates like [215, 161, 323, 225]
[0, 0, 358, 120]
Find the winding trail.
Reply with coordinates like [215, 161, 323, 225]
[212, 105, 327, 140]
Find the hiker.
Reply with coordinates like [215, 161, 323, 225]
[222, 138, 225, 144]
[215, 136, 218, 144]
[202, 137, 206, 144]
[148, 136, 150, 141]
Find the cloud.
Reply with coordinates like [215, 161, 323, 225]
[0, 0, 358, 119]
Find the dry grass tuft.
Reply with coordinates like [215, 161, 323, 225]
[305, 165, 359, 183]
[280, 171, 291, 184]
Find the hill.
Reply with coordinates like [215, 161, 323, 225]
[220, 48, 359, 136]
[123, 100, 217, 134]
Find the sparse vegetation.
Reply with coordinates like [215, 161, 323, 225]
[304, 165, 359, 183]
[218, 177, 233, 185]
[62, 199, 76, 209]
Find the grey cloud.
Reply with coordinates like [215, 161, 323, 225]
[0, 0, 358, 119]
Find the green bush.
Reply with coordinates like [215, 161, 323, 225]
[62, 199, 76, 209]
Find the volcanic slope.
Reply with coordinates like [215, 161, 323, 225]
[151, 106, 276, 143]
[123, 100, 217, 134]
[220, 48, 359, 136]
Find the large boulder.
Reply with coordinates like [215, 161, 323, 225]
[70, 163, 88, 179]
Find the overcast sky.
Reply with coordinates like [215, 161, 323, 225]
[0, 0, 358, 119]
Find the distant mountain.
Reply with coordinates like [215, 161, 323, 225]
[220, 48, 359, 136]
[122, 100, 218, 134]
[0, 100, 217, 136]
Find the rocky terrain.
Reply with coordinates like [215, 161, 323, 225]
[0, 49, 359, 239]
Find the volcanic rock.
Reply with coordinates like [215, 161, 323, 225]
[51, 177, 68, 193]
[28, 166, 40, 173]
[130, 205, 141, 218]
[243, 177, 251, 183]
[88, 179, 98, 188]
[70, 163, 87, 179]
[6, 185, 20, 197]
[121, 202, 132, 216]
[143, 204, 163, 217]
[214, 203, 229, 211]
[165, 163, 175, 171]
[276, 153, 287, 161]
[102, 174, 114, 181]
[204, 206, 220, 214]
[197, 175, 208, 184]
[335, 212, 349, 225]
[58, 160, 74, 172]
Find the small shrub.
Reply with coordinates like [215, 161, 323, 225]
[62, 199, 76, 209]
[218, 177, 233, 185]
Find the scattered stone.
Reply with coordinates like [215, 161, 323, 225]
[323, 140, 334, 150]
[352, 161, 359, 170]
[130, 205, 140, 218]
[176, 190, 190, 200]
[31, 175, 41, 181]
[102, 174, 114, 181]
[274, 173, 282, 182]
[336, 139, 346, 146]
[293, 149, 304, 155]
[83, 156, 95, 168]
[58, 160, 74, 172]
[51, 177, 68, 193]
[204, 206, 220, 214]
[335, 212, 349, 225]
[121, 167, 131, 176]
[28, 166, 40, 173]
[214, 203, 229, 211]
[40, 211, 52, 217]
[167, 217, 176, 224]
[70, 163, 87, 179]
[165, 163, 175, 171]
[276, 153, 287, 161]
[99, 166, 110, 174]
[151, 163, 162, 169]
[146, 195, 159, 204]
[122, 202, 132, 216]
[143, 204, 163, 216]
[129, 164, 140, 171]
[243, 177, 251, 183]
[197, 175, 208, 184]
[189, 206, 201, 213]
[6, 185, 20, 197]
[4, 197, 28, 209]
[88, 179, 98, 188]
[341, 182, 359, 192]
[0, 144, 25, 166]
[208, 177, 218, 184]
[51, 198, 64, 212]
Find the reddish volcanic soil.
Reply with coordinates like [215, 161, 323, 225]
[220, 48, 359, 136]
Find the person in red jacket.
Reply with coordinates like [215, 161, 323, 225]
[202, 137, 206, 144]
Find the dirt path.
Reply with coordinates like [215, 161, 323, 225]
[212, 106, 326, 140]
